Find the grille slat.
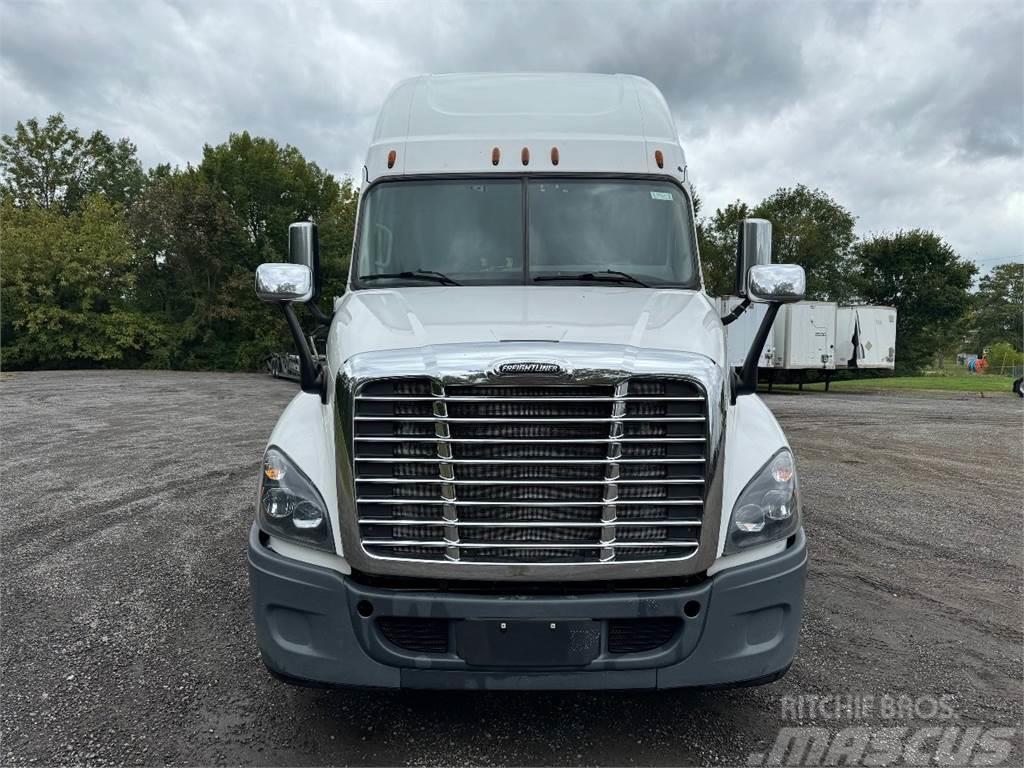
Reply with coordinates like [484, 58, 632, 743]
[358, 519, 703, 528]
[353, 377, 708, 566]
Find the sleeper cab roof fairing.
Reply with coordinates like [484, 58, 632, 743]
[363, 73, 689, 188]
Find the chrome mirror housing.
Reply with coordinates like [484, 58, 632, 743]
[255, 263, 314, 303]
[288, 222, 321, 303]
[747, 264, 806, 304]
[735, 218, 773, 297]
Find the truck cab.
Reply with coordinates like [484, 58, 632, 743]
[248, 73, 808, 690]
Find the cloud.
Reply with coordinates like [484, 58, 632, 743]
[1, 0, 1021, 268]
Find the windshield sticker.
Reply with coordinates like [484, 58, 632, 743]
[649, 191, 674, 201]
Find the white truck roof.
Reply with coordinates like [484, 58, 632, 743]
[365, 73, 688, 185]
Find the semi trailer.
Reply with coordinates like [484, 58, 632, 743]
[247, 73, 808, 690]
[835, 305, 897, 370]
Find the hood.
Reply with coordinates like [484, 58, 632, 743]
[330, 286, 724, 365]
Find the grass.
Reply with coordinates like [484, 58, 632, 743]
[773, 371, 1018, 394]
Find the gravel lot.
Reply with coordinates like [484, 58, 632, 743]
[2, 371, 1021, 766]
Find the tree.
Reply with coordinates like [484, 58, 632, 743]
[697, 200, 750, 296]
[852, 230, 977, 373]
[752, 185, 857, 303]
[318, 179, 359, 301]
[84, 131, 146, 209]
[198, 132, 340, 263]
[130, 167, 255, 368]
[0, 114, 144, 211]
[0, 194, 160, 368]
[130, 136, 358, 370]
[970, 262, 1024, 352]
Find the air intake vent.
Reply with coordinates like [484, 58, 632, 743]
[607, 618, 681, 653]
[353, 377, 708, 566]
[377, 617, 449, 653]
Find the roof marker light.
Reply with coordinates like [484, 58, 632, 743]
[491, 147, 500, 166]
[655, 150, 664, 169]
[521, 147, 530, 166]
[387, 150, 396, 169]
[550, 147, 559, 165]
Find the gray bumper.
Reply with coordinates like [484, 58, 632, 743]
[247, 525, 807, 690]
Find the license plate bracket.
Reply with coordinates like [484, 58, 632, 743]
[455, 619, 600, 668]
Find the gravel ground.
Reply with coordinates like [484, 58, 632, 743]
[2, 371, 1021, 767]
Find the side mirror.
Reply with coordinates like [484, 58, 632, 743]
[289, 222, 321, 303]
[255, 263, 313, 303]
[734, 218, 772, 297]
[733, 263, 806, 402]
[255, 262, 324, 401]
[747, 264, 806, 304]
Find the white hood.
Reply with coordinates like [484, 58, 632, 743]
[330, 286, 724, 365]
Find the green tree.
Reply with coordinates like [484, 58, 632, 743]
[971, 262, 1024, 352]
[198, 132, 340, 262]
[318, 179, 359, 301]
[852, 230, 977, 373]
[130, 135, 358, 369]
[984, 341, 1024, 376]
[752, 185, 857, 302]
[130, 167, 256, 368]
[0, 114, 144, 211]
[697, 200, 750, 296]
[85, 131, 146, 208]
[0, 194, 159, 368]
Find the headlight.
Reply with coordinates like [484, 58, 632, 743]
[257, 447, 334, 552]
[725, 449, 800, 554]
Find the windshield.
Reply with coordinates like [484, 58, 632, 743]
[353, 178, 699, 288]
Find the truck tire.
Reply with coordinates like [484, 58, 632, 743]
[1014, 377, 1023, 397]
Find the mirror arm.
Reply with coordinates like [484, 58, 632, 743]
[306, 300, 332, 327]
[733, 302, 781, 403]
[281, 303, 326, 402]
[720, 298, 751, 326]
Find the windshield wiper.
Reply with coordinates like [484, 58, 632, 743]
[533, 270, 650, 288]
[360, 270, 462, 286]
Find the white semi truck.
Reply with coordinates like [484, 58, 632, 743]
[247, 74, 808, 690]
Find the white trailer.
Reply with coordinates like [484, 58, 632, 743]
[721, 295, 775, 369]
[772, 302, 837, 370]
[835, 306, 897, 370]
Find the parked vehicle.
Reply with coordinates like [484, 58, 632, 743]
[721, 296, 775, 370]
[835, 306, 897, 370]
[265, 337, 327, 382]
[772, 302, 837, 371]
[265, 352, 300, 381]
[247, 73, 808, 690]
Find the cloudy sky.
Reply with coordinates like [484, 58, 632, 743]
[2, 0, 1021, 270]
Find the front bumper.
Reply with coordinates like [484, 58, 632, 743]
[247, 525, 807, 690]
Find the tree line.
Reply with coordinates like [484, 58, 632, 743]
[1, 115, 356, 371]
[1, 114, 1020, 374]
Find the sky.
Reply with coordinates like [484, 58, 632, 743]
[1, 0, 1022, 271]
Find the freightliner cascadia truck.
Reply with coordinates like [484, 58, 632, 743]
[248, 73, 808, 690]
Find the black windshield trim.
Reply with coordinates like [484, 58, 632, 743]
[350, 173, 701, 291]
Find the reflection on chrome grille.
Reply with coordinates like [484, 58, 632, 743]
[352, 377, 708, 565]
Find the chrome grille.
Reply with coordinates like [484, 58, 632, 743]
[352, 378, 708, 565]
